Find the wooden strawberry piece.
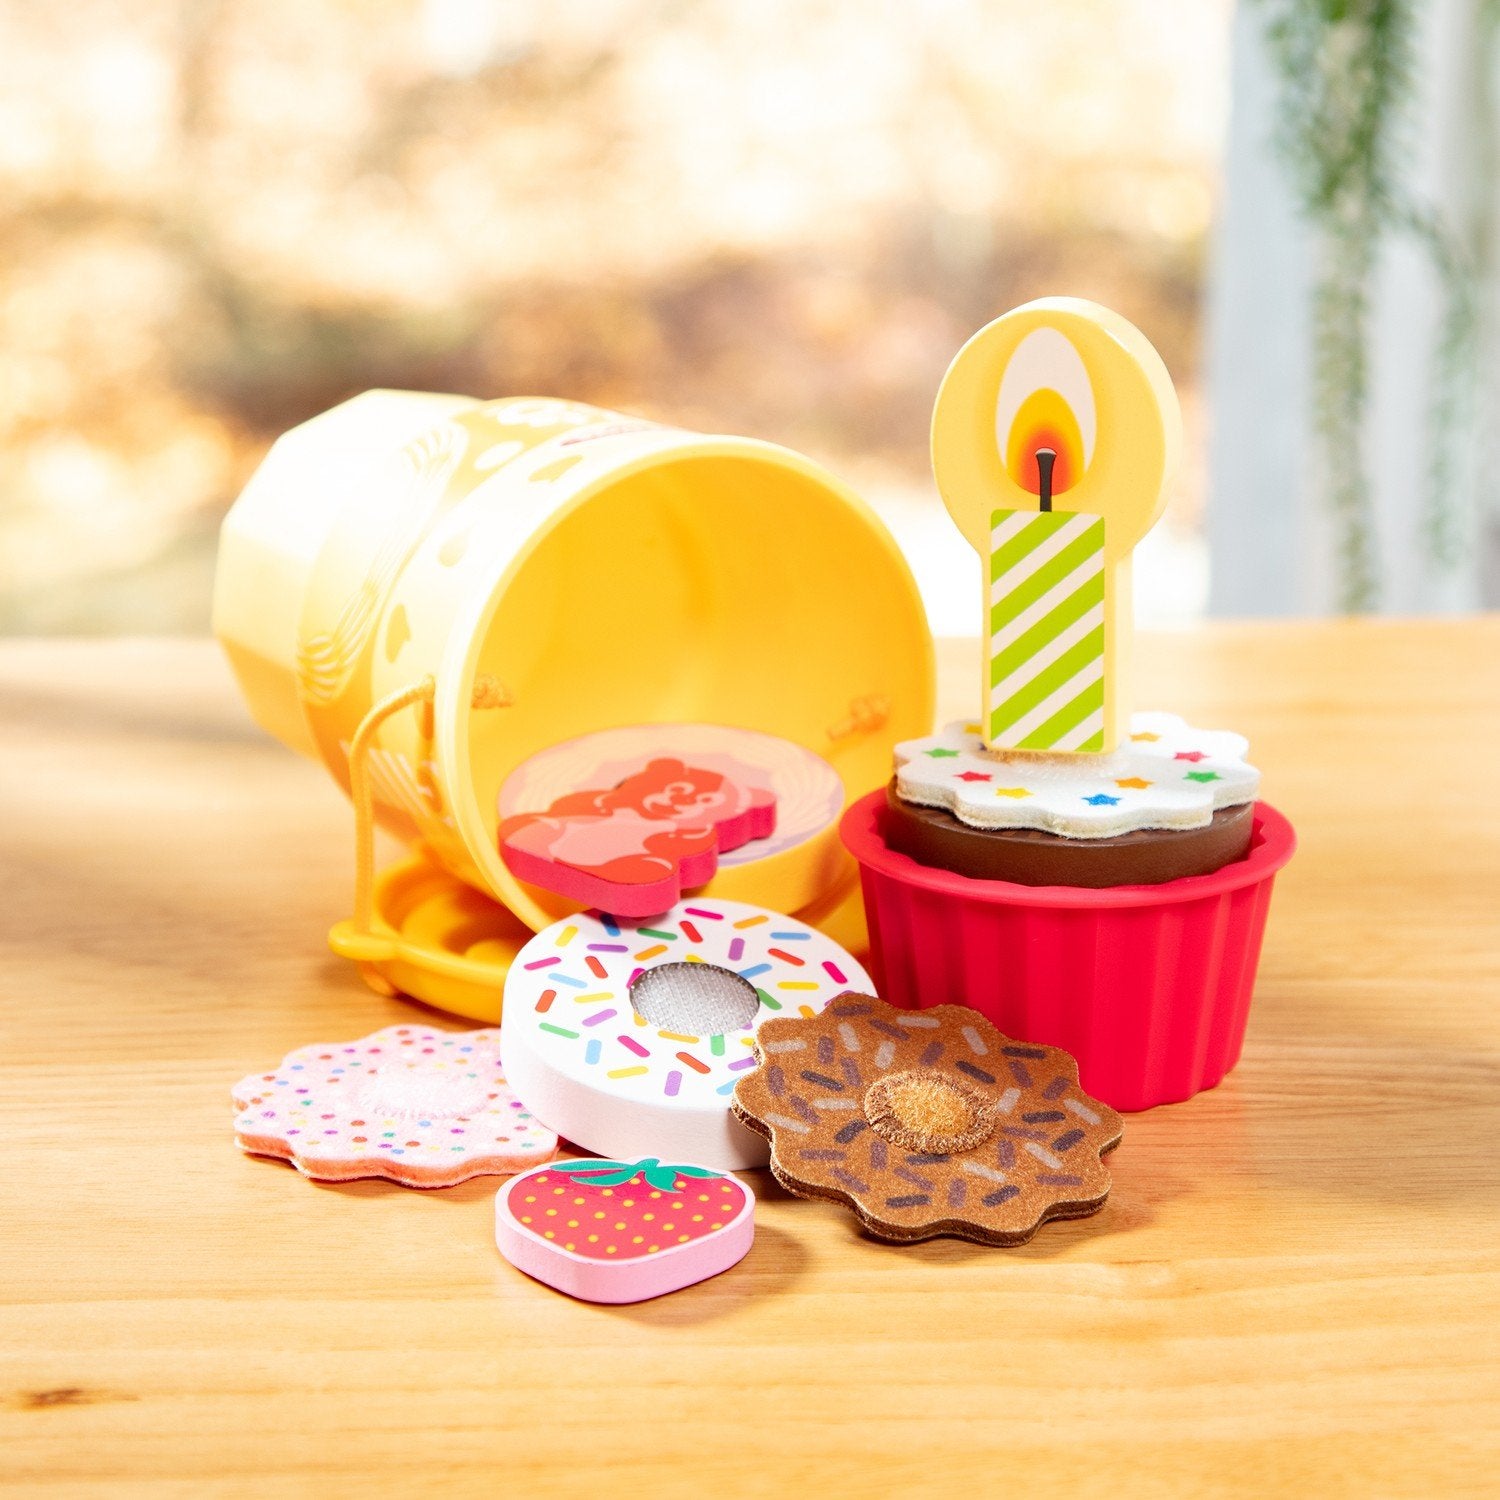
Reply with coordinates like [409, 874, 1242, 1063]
[494, 1156, 754, 1303]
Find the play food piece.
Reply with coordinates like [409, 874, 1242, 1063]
[500, 899, 872, 1170]
[231, 1024, 558, 1188]
[893, 713, 1259, 841]
[732, 993, 1123, 1246]
[498, 723, 843, 870]
[499, 756, 777, 917]
[841, 790, 1297, 1111]
[494, 1156, 754, 1303]
[870, 718, 1285, 1106]
[931, 299, 1182, 753]
[884, 785, 1255, 887]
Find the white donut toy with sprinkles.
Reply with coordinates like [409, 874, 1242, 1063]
[500, 898, 872, 1170]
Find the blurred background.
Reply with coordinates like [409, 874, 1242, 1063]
[1, 0, 1495, 636]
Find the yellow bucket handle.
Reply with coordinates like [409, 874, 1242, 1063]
[343, 675, 874, 984]
[347, 672, 513, 941]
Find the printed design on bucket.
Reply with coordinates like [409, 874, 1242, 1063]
[731, 994, 1123, 1245]
[498, 724, 844, 869]
[498, 756, 777, 918]
[296, 422, 469, 707]
[231, 1025, 558, 1188]
[894, 711, 1258, 838]
[289, 396, 678, 858]
[296, 399, 642, 709]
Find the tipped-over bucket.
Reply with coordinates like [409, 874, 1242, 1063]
[214, 393, 935, 941]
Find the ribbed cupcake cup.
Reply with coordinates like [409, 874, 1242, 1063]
[840, 791, 1296, 1111]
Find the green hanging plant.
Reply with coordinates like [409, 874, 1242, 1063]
[1256, 0, 1480, 611]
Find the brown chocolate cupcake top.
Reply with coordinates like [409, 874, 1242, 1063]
[732, 993, 1123, 1245]
[882, 781, 1255, 887]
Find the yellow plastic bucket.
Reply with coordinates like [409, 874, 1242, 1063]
[213, 391, 934, 971]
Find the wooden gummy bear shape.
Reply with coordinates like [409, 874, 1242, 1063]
[498, 756, 777, 917]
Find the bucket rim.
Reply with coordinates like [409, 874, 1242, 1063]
[432, 431, 936, 927]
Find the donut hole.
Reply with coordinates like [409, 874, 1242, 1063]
[628, 962, 761, 1036]
[863, 1069, 997, 1155]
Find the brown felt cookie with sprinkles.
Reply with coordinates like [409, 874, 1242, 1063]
[731, 994, 1123, 1245]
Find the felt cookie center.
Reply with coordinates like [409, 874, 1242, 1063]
[863, 1069, 997, 1155]
[629, 962, 761, 1035]
[351, 1064, 491, 1119]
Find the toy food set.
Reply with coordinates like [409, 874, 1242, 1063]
[218, 296, 1295, 1299]
[731, 994, 1122, 1245]
[494, 1157, 755, 1304]
[500, 898, 871, 1171]
[232, 1025, 558, 1187]
[841, 297, 1295, 1112]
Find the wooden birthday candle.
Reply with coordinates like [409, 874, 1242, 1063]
[931, 299, 1182, 754]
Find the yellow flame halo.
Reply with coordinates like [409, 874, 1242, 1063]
[930, 297, 1182, 563]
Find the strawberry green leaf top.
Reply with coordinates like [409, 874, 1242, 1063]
[557, 1157, 723, 1192]
[495, 1155, 756, 1299]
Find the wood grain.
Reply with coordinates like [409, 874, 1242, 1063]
[2, 623, 1498, 1498]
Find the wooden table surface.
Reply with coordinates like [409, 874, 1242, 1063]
[3, 621, 1498, 1498]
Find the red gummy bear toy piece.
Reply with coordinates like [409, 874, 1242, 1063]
[498, 757, 776, 917]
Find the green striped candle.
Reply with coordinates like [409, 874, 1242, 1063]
[987, 507, 1106, 752]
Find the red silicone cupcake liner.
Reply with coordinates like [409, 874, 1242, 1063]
[840, 791, 1296, 1111]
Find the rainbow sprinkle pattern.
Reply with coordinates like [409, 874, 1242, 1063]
[231, 1025, 559, 1188]
[501, 899, 871, 1109]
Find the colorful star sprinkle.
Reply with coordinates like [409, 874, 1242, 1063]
[893, 712, 1260, 838]
[232, 1025, 558, 1188]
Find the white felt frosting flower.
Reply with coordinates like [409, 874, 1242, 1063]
[893, 712, 1260, 838]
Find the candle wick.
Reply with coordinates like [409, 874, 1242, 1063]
[1035, 448, 1057, 513]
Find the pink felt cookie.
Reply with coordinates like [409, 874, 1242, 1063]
[232, 1024, 559, 1187]
[498, 755, 777, 917]
[495, 1156, 755, 1303]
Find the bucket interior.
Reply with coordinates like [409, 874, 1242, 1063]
[445, 449, 933, 930]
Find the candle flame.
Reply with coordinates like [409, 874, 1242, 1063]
[995, 328, 1096, 500]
